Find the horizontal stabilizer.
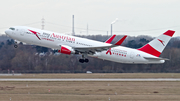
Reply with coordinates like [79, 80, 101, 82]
[144, 57, 169, 60]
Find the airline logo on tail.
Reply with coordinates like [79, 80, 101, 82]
[158, 39, 165, 46]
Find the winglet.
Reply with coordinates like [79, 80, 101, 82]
[105, 35, 116, 44]
[114, 35, 127, 45]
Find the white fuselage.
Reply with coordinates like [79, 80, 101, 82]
[5, 26, 164, 64]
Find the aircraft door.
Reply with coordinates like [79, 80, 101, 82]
[20, 29, 25, 36]
[12, 31, 15, 35]
[130, 52, 135, 59]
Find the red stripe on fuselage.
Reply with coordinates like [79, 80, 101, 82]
[138, 44, 161, 57]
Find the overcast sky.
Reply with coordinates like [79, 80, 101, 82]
[0, 0, 180, 37]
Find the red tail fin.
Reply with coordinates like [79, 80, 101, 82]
[138, 30, 175, 57]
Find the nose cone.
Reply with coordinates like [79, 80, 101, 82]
[5, 29, 11, 35]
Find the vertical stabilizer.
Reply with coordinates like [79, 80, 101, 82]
[138, 30, 175, 57]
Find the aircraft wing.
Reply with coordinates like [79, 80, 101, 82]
[73, 35, 127, 55]
[74, 44, 117, 55]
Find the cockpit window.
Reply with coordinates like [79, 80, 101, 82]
[9, 27, 15, 30]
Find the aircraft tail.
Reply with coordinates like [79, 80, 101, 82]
[137, 30, 175, 57]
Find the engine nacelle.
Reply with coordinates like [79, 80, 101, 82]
[58, 45, 75, 55]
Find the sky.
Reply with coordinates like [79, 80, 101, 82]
[0, 0, 180, 37]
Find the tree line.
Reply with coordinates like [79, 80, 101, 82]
[0, 35, 180, 73]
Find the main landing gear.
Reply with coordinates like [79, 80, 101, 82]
[79, 58, 89, 63]
[79, 54, 89, 63]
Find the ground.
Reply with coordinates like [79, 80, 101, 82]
[0, 73, 180, 101]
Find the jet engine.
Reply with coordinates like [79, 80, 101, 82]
[58, 45, 75, 55]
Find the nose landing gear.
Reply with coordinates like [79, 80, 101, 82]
[14, 41, 18, 48]
[14, 45, 18, 48]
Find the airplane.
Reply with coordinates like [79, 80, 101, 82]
[5, 26, 175, 64]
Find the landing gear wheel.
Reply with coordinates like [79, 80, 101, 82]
[79, 59, 89, 63]
[14, 45, 18, 48]
[84, 59, 89, 63]
[79, 55, 89, 63]
[79, 59, 84, 63]
[14, 41, 18, 48]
